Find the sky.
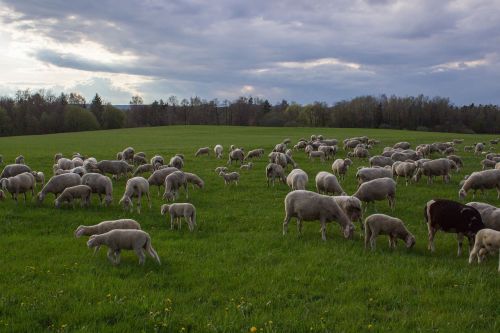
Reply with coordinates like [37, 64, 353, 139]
[0, 0, 499, 105]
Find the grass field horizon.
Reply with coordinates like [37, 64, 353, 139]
[0, 125, 499, 332]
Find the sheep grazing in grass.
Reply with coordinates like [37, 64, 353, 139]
[133, 163, 155, 177]
[161, 203, 197, 231]
[219, 171, 240, 186]
[459, 169, 500, 200]
[54, 185, 92, 208]
[369, 155, 394, 168]
[446, 155, 463, 172]
[331, 158, 352, 180]
[215, 166, 228, 174]
[150, 155, 164, 168]
[364, 214, 415, 250]
[163, 171, 188, 201]
[286, 169, 308, 191]
[468, 229, 500, 272]
[81, 173, 113, 206]
[87, 229, 160, 265]
[119, 177, 151, 213]
[97, 160, 133, 180]
[195, 147, 210, 157]
[32, 171, 45, 188]
[308, 151, 325, 163]
[0, 172, 36, 203]
[475, 143, 485, 155]
[240, 162, 253, 170]
[57, 158, 75, 170]
[37, 173, 81, 203]
[214, 144, 223, 159]
[169, 155, 184, 170]
[283, 190, 355, 241]
[0, 164, 32, 178]
[356, 167, 393, 186]
[15, 155, 25, 164]
[393, 142, 411, 150]
[147, 167, 179, 195]
[353, 177, 397, 211]
[75, 219, 141, 238]
[245, 149, 264, 160]
[133, 154, 148, 165]
[413, 158, 456, 184]
[72, 157, 84, 167]
[392, 161, 417, 186]
[315, 171, 346, 196]
[481, 159, 497, 170]
[227, 149, 245, 165]
[184, 172, 204, 189]
[266, 163, 286, 187]
[120, 147, 135, 162]
[466, 202, 500, 231]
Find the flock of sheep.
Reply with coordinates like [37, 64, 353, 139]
[1, 135, 500, 271]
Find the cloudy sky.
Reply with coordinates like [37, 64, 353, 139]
[0, 0, 499, 105]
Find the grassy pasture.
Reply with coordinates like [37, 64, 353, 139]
[0, 125, 499, 332]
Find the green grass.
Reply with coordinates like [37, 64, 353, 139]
[0, 125, 499, 332]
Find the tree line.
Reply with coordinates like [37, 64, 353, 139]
[0, 90, 499, 137]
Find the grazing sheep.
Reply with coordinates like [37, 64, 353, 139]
[459, 169, 500, 200]
[348, 146, 369, 159]
[468, 229, 500, 271]
[32, 171, 45, 188]
[466, 202, 500, 231]
[150, 155, 164, 168]
[287, 169, 308, 191]
[227, 148, 245, 165]
[163, 171, 188, 201]
[475, 143, 485, 155]
[393, 161, 417, 186]
[57, 158, 75, 170]
[81, 173, 113, 206]
[331, 158, 353, 180]
[369, 155, 394, 168]
[54, 185, 92, 208]
[219, 171, 240, 186]
[0, 172, 36, 202]
[72, 157, 84, 167]
[453, 139, 463, 144]
[393, 142, 411, 150]
[240, 162, 253, 170]
[315, 171, 346, 196]
[54, 153, 63, 163]
[15, 155, 24, 164]
[161, 203, 197, 231]
[425, 199, 484, 255]
[413, 158, 456, 184]
[37, 173, 81, 203]
[55, 166, 86, 177]
[353, 177, 397, 211]
[75, 219, 141, 237]
[343, 139, 361, 150]
[333, 196, 363, 223]
[87, 229, 160, 265]
[464, 145, 474, 152]
[119, 177, 151, 213]
[184, 172, 204, 189]
[309, 150, 326, 162]
[168, 155, 184, 169]
[274, 143, 287, 153]
[356, 167, 393, 185]
[283, 190, 355, 241]
[1, 164, 32, 178]
[133, 154, 148, 165]
[120, 147, 135, 162]
[245, 148, 264, 160]
[97, 160, 133, 179]
[446, 155, 463, 171]
[133, 163, 155, 177]
[364, 214, 415, 250]
[83, 159, 100, 174]
[318, 145, 336, 160]
[214, 144, 224, 159]
[116, 152, 123, 160]
[266, 163, 286, 187]
[481, 159, 497, 170]
[195, 147, 210, 157]
[214, 166, 228, 174]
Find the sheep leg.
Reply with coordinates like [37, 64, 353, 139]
[498, 249, 500, 272]
[146, 192, 151, 209]
[107, 249, 115, 264]
[467, 235, 475, 254]
[469, 243, 481, 264]
[283, 214, 291, 236]
[427, 225, 436, 252]
[179, 217, 182, 230]
[364, 225, 371, 249]
[114, 250, 121, 265]
[137, 192, 142, 214]
[296, 218, 303, 234]
[135, 248, 145, 265]
[170, 215, 174, 230]
[369, 233, 377, 250]
[457, 233, 464, 256]
[478, 248, 488, 263]
[320, 219, 327, 241]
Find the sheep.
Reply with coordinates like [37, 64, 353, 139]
[315, 171, 346, 196]
[269, 152, 287, 169]
[195, 147, 210, 157]
[285, 149, 293, 157]
[227, 148, 244, 165]
[343, 139, 361, 150]
[87, 229, 160, 265]
[356, 167, 393, 186]
[333, 196, 363, 224]
[287, 169, 308, 191]
[120, 147, 135, 162]
[353, 177, 397, 211]
[214, 144, 224, 159]
[392, 161, 417, 186]
[425, 199, 484, 255]
[37, 173, 81, 203]
[219, 171, 240, 185]
[161, 203, 197, 231]
[133, 154, 148, 165]
[446, 155, 463, 171]
[304, 145, 314, 154]
[393, 142, 411, 150]
[15, 155, 24, 164]
[119, 177, 151, 213]
[32, 171, 45, 188]
[214, 166, 228, 174]
[348, 146, 369, 159]
[0, 164, 32, 178]
[481, 159, 497, 170]
[54, 185, 92, 208]
[163, 171, 188, 201]
[245, 149, 264, 160]
[150, 155, 164, 168]
[55, 166, 86, 177]
[184, 172, 204, 189]
[318, 145, 336, 160]
[459, 169, 500, 200]
[168, 155, 184, 169]
[466, 202, 500, 231]
[116, 152, 123, 160]
[321, 139, 338, 146]
[413, 158, 456, 184]
[0, 172, 36, 202]
[331, 158, 353, 181]
[240, 162, 253, 170]
[364, 214, 415, 250]
[266, 163, 286, 187]
[97, 160, 133, 179]
[369, 155, 394, 168]
[283, 190, 355, 241]
[133, 163, 155, 177]
[468, 229, 500, 271]
[308, 151, 325, 163]
[81, 173, 113, 206]
[57, 158, 75, 170]
[75, 219, 141, 238]
[175, 153, 185, 161]
[83, 159, 100, 174]
[443, 147, 456, 156]
[72, 157, 84, 167]
[274, 143, 287, 153]
[54, 153, 63, 163]
[475, 142, 485, 155]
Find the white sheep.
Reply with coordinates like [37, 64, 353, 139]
[466, 202, 500, 231]
[481, 159, 497, 170]
[369, 155, 394, 168]
[219, 171, 240, 185]
[15, 155, 25, 164]
[353, 177, 397, 211]
[81, 173, 113, 206]
[356, 167, 393, 186]
[150, 155, 164, 168]
[413, 158, 456, 184]
[364, 214, 415, 250]
[459, 169, 500, 200]
[227, 149, 244, 165]
[161, 203, 197, 231]
[163, 171, 188, 201]
[195, 147, 210, 157]
[331, 158, 353, 180]
[87, 229, 160, 265]
[240, 162, 253, 170]
[37, 173, 81, 203]
[214, 144, 224, 159]
[286, 169, 308, 191]
[57, 158, 75, 170]
[184, 172, 205, 189]
[147, 167, 179, 195]
[266, 163, 286, 187]
[119, 177, 151, 213]
[215, 166, 228, 174]
[168, 155, 184, 169]
[333, 196, 363, 224]
[1, 164, 32, 178]
[245, 148, 264, 160]
[0, 172, 36, 202]
[468, 228, 500, 272]
[75, 219, 141, 237]
[97, 160, 133, 179]
[308, 150, 325, 163]
[392, 161, 417, 186]
[315, 171, 346, 196]
[54, 185, 92, 208]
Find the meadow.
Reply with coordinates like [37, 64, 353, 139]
[0, 125, 499, 332]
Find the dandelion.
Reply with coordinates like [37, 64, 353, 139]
[107, 294, 111, 298]
[368, 324, 373, 329]
[250, 326, 257, 333]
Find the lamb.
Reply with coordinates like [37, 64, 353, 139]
[356, 167, 393, 186]
[392, 161, 417, 186]
[97, 160, 133, 179]
[54, 153, 63, 163]
[466, 202, 500, 231]
[353, 177, 397, 211]
[163, 171, 188, 201]
[0, 172, 36, 202]
[161, 203, 197, 231]
[133, 163, 155, 176]
[412, 158, 456, 184]
[214, 166, 228, 174]
[446, 155, 463, 171]
[83, 159, 100, 174]
[459, 169, 500, 200]
[55, 166, 86, 177]
[119, 177, 151, 213]
[168, 155, 184, 169]
[245, 149, 264, 160]
[214, 144, 224, 159]
[318, 145, 336, 160]
[333, 196, 363, 223]
[87, 229, 160, 265]
[57, 158, 75, 170]
[369, 155, 394, 168]
[133, 154, 148, 165]
[150, 155, 164, 168]
[348, 146, 369, 159]
[481, 159, 497, 170]
[266, 163, 286, 187]
[315, 171, 346, 195]
[219, 171, 240, 185]
[120, 147, 135, 162]
[425, 199, 484, 255]
[75, 219, 141, 238]
[54, 185, 92, 208]
[308, 151, 325, 162]
[468, 229, 500, 271]
[240, 162, 253, 170]
[0, 164, 32, 178]
[37, 173, 81, 203]
[184, 172, 205, 189]
[32, 171, 45, 188]
[15, 155, 25, 164]
[393, 142, 411, 150]
[475, 142, 485, 155]
[287, 169, 308, 191]
[195, 147, 210, 157]
[343, 139, 361, 150]
[364, 214, 416, 250]
[283, 190, 355, 241]
[269, 152, 287, 168]
[331, 158, 353, 180]
[227, 148, 245, 165]
[81, 173, 113, 206]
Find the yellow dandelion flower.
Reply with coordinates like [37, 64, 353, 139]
[250, 326, 257, 333]
[368, 324, 373, 329]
